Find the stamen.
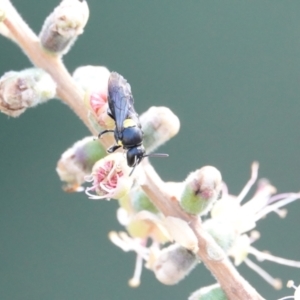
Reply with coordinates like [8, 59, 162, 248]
[85, 186, 107, 200]
[249, 230, 260, 243]
[287, 280, 296, 289]
[99, 182, 112, 193]
[255, 193, 300, 221]
[110, 231, 149, 259]
[244, 257, 282, 289]
[268, 193, 297, 205]
[249, 246, 300, 268]
[236, 162, 259, 204]
[109, 231, 132, 251]
[128, 253, 143, 288]
[84, 174, 94, 182]
[274, 208, 288, 218]
[106, 159, 118, 181]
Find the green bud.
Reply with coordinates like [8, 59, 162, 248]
[203, 219, 238, 252]
[180, 166, 222, 215]
[130, 187, 159, 214]
[189, 284, 228, 300]
[56, 136, 107, 192]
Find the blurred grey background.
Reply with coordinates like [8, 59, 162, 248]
[1, 1, 300, 299]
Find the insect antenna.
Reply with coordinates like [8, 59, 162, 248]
[143, 153, 169, 158]
[129, 153, 169, 176]
[129, 156, 140, 176]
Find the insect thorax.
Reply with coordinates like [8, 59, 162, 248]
[121, 125, 143, 148]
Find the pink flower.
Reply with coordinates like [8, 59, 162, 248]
[85, 92, 114, 130]
[88, 91, 107, 116]
[85, 153, 132, 200]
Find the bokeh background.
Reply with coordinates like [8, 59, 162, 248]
[1, 1, 300, 299]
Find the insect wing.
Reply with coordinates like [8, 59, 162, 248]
[108, 86, 133, 134]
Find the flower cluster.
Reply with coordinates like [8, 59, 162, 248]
[107, 161, 300, 290]
[1, 0, 300, 299]
[207, 162, 300, 290]
[56, 70, 300, 291]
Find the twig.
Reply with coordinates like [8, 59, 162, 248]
[0, 1, 265, 299]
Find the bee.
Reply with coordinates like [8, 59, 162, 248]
[98, 72, 168, 175]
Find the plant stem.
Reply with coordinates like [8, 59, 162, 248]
[1, 1, 265, 299]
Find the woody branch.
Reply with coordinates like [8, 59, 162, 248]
[0, 1, 264, 299]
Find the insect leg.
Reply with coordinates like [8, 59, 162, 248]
[107, 144, 121, 153]
[98, 129, 114, 139]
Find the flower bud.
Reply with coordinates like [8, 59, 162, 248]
[126, 211, 171, 243]
[39, 0, 89, 55]
[203, 219, 238, 252]
[189, 284, 227, 300]
[140, 106, 180, 153]
[56, 137, 107, 192]
[73, 66, 110, 118]
[91, 101, 115, 129]
[164, 216, 199, 253]
[0, 68, 56, 117]
[85, 152, 133, 200]
[130, 187, 159, 214]
[180, 166, 222, 215]
[73, 65, 110, 95]
[152, 243, 198, 285]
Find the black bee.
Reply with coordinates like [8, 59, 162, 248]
[98, 72, 168, 175]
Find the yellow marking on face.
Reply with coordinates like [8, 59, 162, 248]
[123, 118, 136, 128]
[117, 140, 123, 146]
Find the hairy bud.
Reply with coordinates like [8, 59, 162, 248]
[73, 65, 110, 95]
[140, 106, 180, 152]
[130, 187, 159, 214]
[152, 243, 198, 285]
[180, 166, 222, 215]
[0, 68, 56, 117]
[73, 66, 113, 132]
[203, 219, 238, 252]
[39, 0, 89, 55]
[56, 137, 107, 192]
